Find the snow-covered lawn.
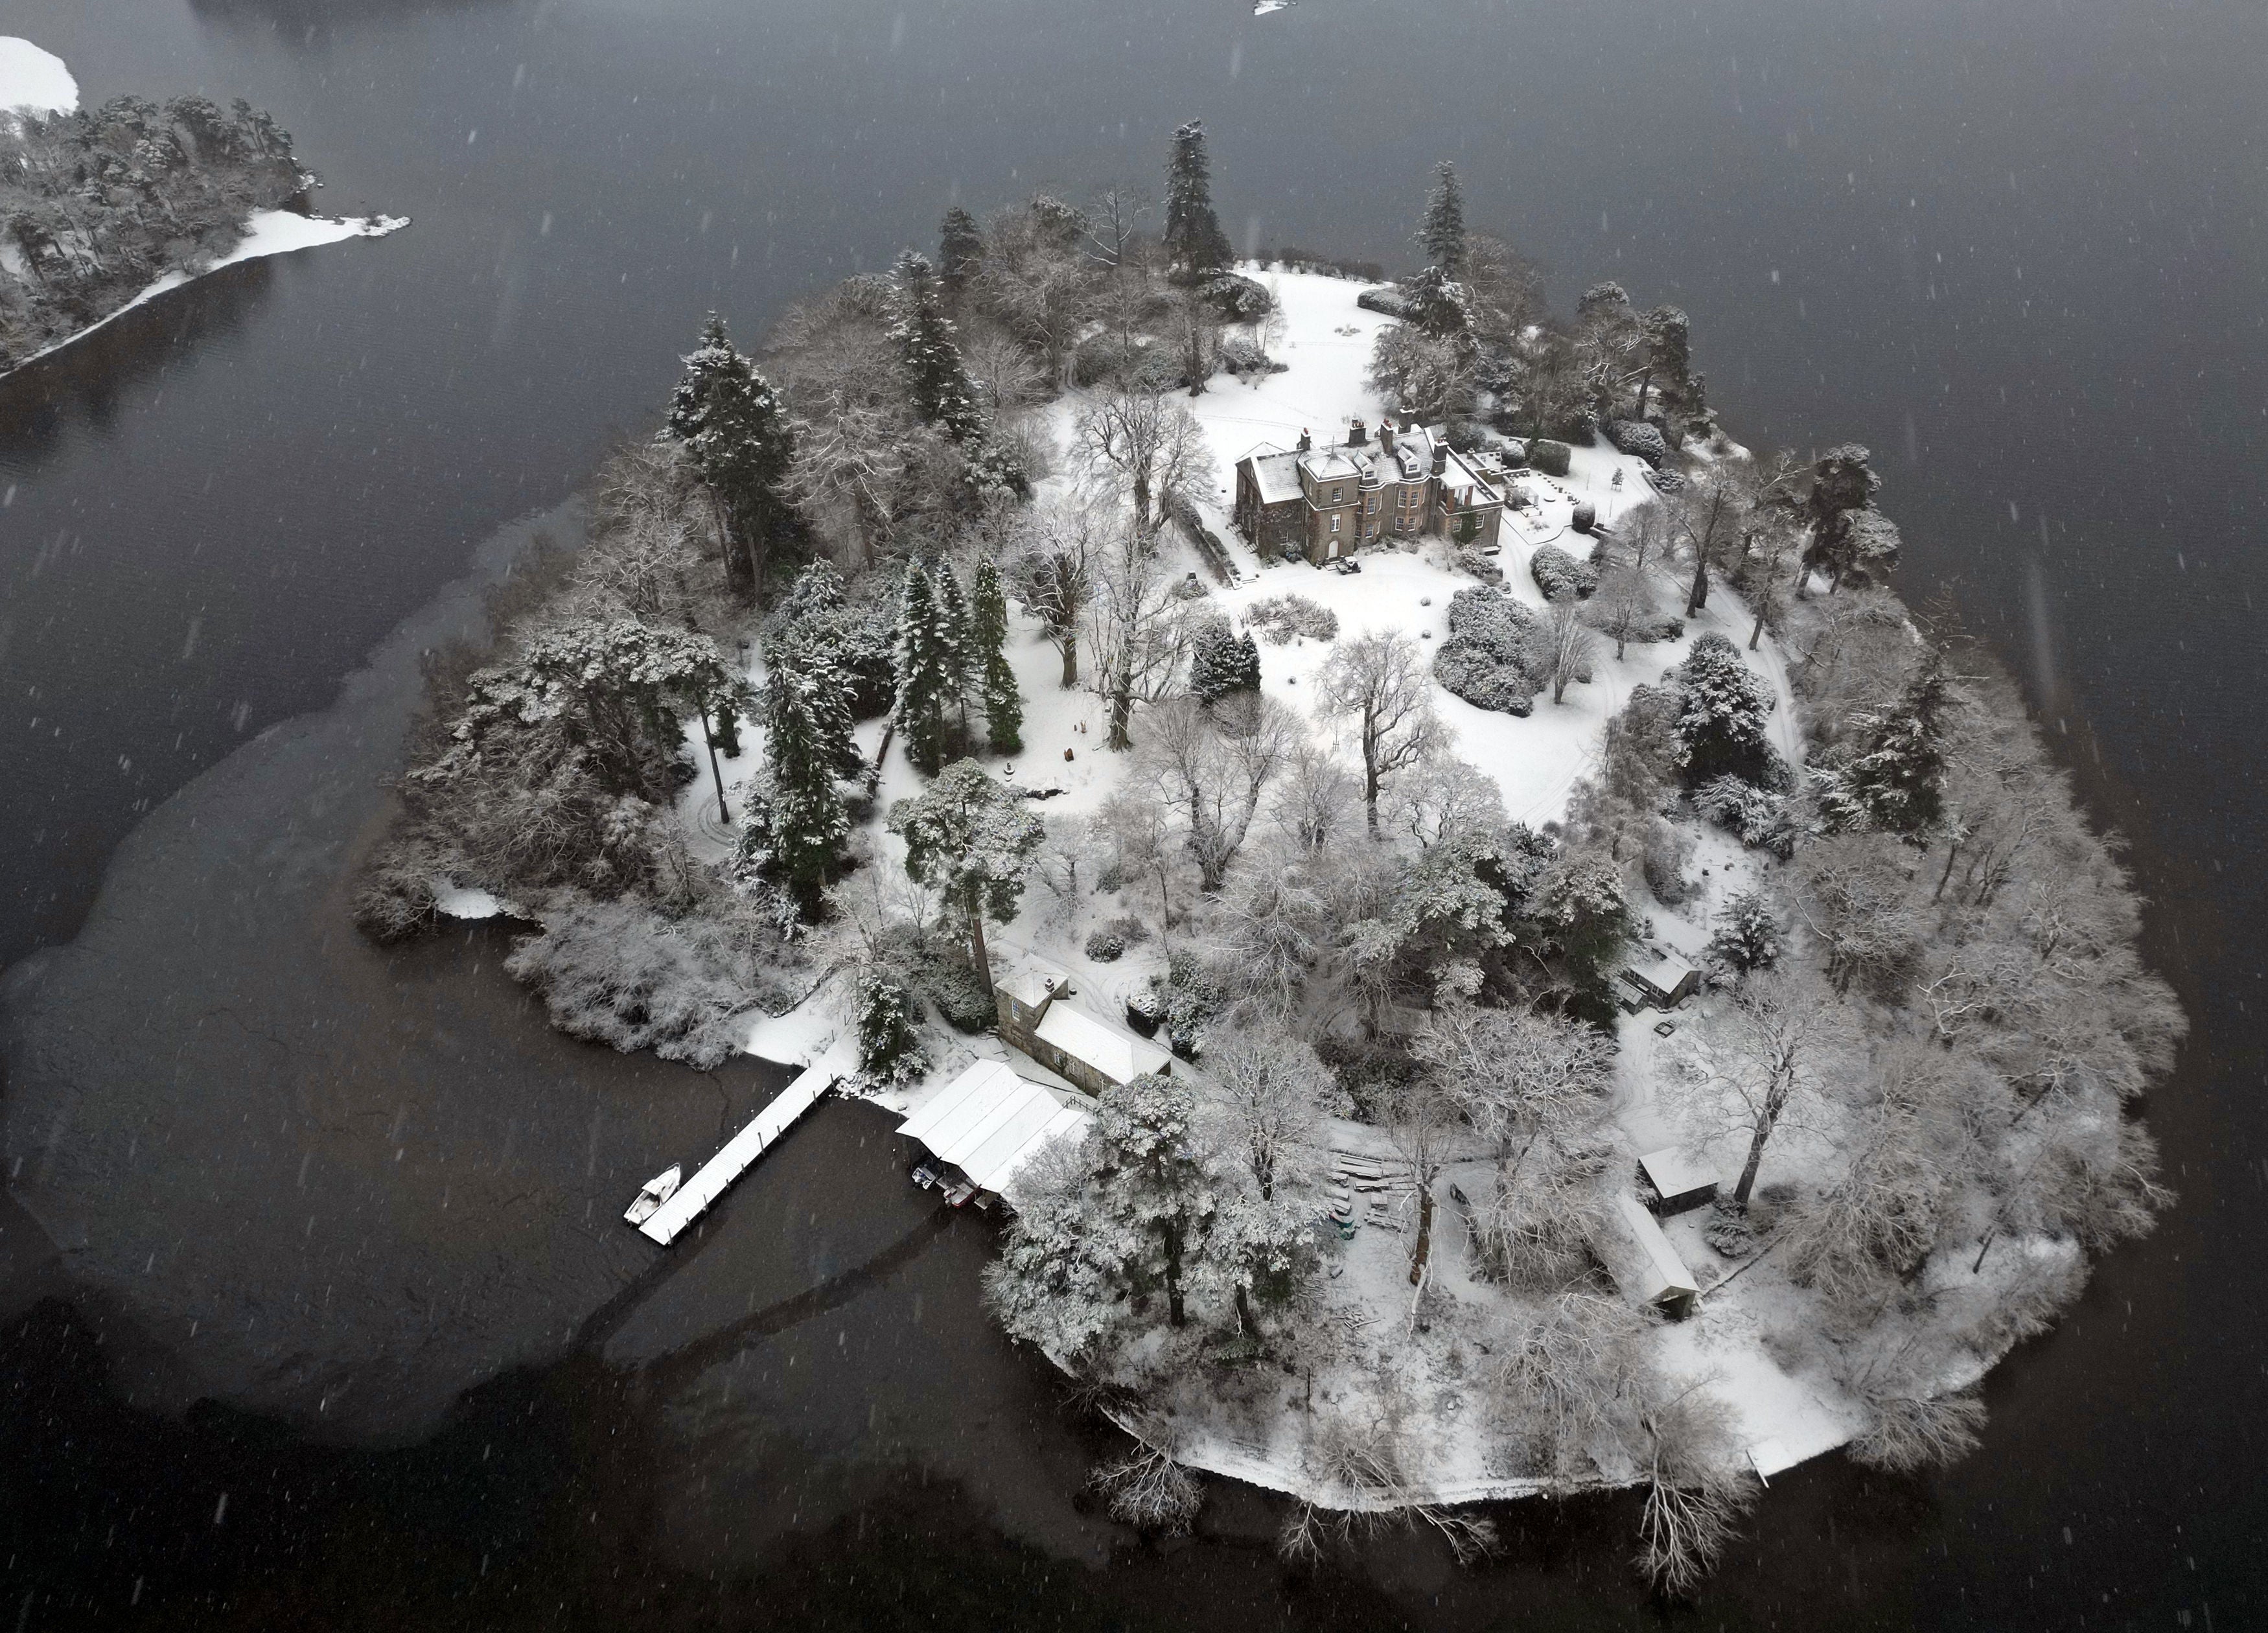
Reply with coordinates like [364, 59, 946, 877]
[0, 36, 76, 119]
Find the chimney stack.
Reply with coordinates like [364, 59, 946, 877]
[1347, 418, 1367, 447]
[1296, 427, 1312, 452]
[1431, 444, 1450, 476]
[1379, 420, 1396, 456]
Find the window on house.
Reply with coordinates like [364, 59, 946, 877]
[1332, 486, 1343, 503]
[1330, 515, 1339, 533]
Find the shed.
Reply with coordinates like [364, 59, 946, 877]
[1619, 947, 1700, 1010]
[1637, 1147, 1719, 1216]
[896, 1060, 1092, 1205]
[1609, 1192, 1700, 1317]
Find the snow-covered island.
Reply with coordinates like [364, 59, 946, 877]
[0, 37, 404, 375]
[357, 126, 2180, 1593]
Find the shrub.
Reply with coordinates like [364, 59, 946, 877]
[1529, 542, 1599, 601]
[353, 847, 445, 944]
[1245, 594, 1339, 645]
[1434, 585, 1545, 715]
[502, 890, 804, 1069]
[1355, 286, 1416, 320]
[1200, 271, 1273, 322]
[1693, 775, 1798, 856]
[913, 947, 997, 1033]
[1606, 419, 1669, 469]
[1642, 818, 1697, 906]
[1527, 437, 1572, 476]
[1085, 928, 1128, 962]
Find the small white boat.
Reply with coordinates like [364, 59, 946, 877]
[623, 1165, 682, 1227]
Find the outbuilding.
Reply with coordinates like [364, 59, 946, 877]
[1637, 1147, 1719, 1216]
[895, 1060, 1093, 1208]
[1608, 1192, 1701, 1318]
[1619, 947, 1700, 1012]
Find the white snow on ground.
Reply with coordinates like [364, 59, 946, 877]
[3, 210, 410, 378]
[682, 268, 1998, 1510]
[0, 37, 76, 118]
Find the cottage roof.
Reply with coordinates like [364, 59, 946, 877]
[896, 1060, 1092, 1199]
[1638, 1146, 1718, 1203]
[1034, 1002, 1174, 1087]
[1623, 946, 1698, 997]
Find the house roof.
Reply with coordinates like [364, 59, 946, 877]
[1639, 1146, 1718, 1201]
[1624, 947, 1698, 994]
[1243, 447, 1306, 505]
[896, 1060, 1091, 1199]
[1034, 1001, 1174, 1087]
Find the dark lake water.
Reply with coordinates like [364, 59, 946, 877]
[1, 0, 2263, 1625]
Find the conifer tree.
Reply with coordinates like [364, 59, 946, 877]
[762, 636, 855, 913]
[1829, 653, 1950, 840]
[1419, 159, 1467, 279]
[890, 250, 986, 444]
[893, 561, 960, 775]
[938, 205, 983, 295]
[971, 557, 1024, 754]
[665, 314, 794, 597]
[1163, 119, 1232, 279]
[934, 559, 975, 738]
[1190, 622, 1261, 704]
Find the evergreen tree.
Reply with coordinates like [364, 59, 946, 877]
[1189, 621, 1261, 704]
[892, 561, 960, 776]
[971, 557, 1024, 754]
[1671, 632, 1778, 787]
[888, 759, 1046, 999]
[1827, 653, 1949, 839]
[1089, 1073, 1219, 1329]
[665, 314, 794, 597]
[855, 969, 929, 1086]
[934, 558, 975, 739]
[890, 249, 986, 444]
[762, 635, 856, 913]
[938, 205, 983, 295]
[1419, 159, 1467, 278]
[1163, 119, 1232, 279]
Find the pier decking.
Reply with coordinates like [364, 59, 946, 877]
[636, 1063, 837, 1245]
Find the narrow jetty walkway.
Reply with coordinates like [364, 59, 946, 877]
[638, 1063, 837, 1245]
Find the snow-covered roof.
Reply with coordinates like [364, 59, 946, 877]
[999, 957, 1067, 1012]
[1612, 1192, 1700, 1305]
[1624, 947, 1698, 995]
[896, 1060, 1091, 1198]
[1034, 1002, 1174, 1087]
[1638, 1147, 1718, 1203]
[1244, 447, 1306, 505]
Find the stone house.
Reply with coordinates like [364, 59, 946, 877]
[1232, 417, 1507, 563]
[995, 963, 1175, 1100]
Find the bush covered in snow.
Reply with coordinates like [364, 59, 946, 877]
[855, 968, 929, 1086]
[1693, 774, 1798, 856]
[1085, 928, 1128, 962]
[1433, 585, 1544, 715]
[351, 844, 447, 944]
[1606, 419, 1669, 469]
[502, 890, 804, 1069]
[1527, 437, 1573, 476]
[1245, 594, 1339, 646]
[1706, 889, 1783, 972]
[1528, 542, 1599, 602]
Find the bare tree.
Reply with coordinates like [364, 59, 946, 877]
[1269, 739, 1360, 853]
[1540, 599, 1597, 706]
[1133, 691, 1301, 891]
[1670, 472, 1741, 620]
[782, 392, 907, 567]
[1381, 747, 1505, 850]
[1202, 1022, 1331, 1199]
[1315, 631, 1442, 837]
[1208, 846, 1326, 1015]
[1711, 970, 1835, 1207]
[1084, 181, 1153, 270]
[1168, 292, 1222, 397]
[1015, 496, 1099, 686]
[962, 319, 1048, 425]
[1490, 1291, 1647, 1488]
[1083, 517, 1192, 749]
[1588, 561, 1656, 661]
[1634, 1385, 1755, 1597]
[1096, 787, 1177, 946]
[1380, 1075, 1460, 1286]
[1071, 385, 1217, 542]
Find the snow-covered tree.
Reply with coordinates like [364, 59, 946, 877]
[1542, 599, 1597, 706]
[783, 389, 907, 568]
[887, 758, 1045, 999]
[892, 561, 962, 774]
[1200, 1022, 1332, 1200]
[664, 313, 795, 596]
[1711, 970, 1834, 1208]
[1091, 1072, 1219, 1328]
[1801, 444, 1903, 591]
[1194, 1193, 1319, 1339]
[938, 204, 984, 295]
[1084, 516, 1194, 750]
[1071, 384, 1216, 542]
[855, 968, 929, 1086]
[969, 555, 1023, 754]
[1162, 119, 1232, 278]
[1015, 497, 1099, 688]
[1706, 889, 1781, 973]
[1418, 159, 1467, 279]
[890, 249, 986, 444]
[1669, 633, 1777, 787]
[1133, 692, 1300, 892]
[1382, 747, 1504, 851]
[761, 635, 858, 912]
[1367, 320, 1477, 421]
[1316, 631, 1443, 836]
[1188, 620, 1261, 706]
[1823, 652, 1950, 840]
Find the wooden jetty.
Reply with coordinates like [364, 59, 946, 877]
[636, 1063, 837, 1246]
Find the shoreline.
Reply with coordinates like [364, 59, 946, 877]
[1, 208, 410, 382]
